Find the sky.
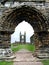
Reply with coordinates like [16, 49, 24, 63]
[11, 21, 34, 43]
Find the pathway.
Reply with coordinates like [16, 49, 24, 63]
[13, 49, 43, 65]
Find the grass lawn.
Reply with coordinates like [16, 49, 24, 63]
[0, 61, 13, 65]
[42, 60, 49, 65]
[11, 44, 35, 53]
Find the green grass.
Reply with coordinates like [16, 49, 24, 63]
[42, 60, 49, 65]
[24, 44, 35, 52]
[0, 61, 13, 65]
[11, 44, 35, 53]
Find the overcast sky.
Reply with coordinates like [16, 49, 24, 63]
[11, 21, 34, 43]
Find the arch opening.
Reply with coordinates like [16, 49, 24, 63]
[0, 4, 49, 59]
[1, 5, 48, 49]
[11, 20, 34, 44]
[3, 6, 47, 32]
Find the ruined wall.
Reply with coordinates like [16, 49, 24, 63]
[0, 2, 49, 49]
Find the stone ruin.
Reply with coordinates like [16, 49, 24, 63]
[0, 1, 49, 59]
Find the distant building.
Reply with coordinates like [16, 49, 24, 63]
[20, 32, 26, 44]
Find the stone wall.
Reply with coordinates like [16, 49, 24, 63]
[0, 2, 49, 50]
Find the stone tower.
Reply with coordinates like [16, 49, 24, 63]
[20, 32, 26, 44]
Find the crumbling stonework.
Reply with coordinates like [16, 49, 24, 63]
[0, 2, 49, 51]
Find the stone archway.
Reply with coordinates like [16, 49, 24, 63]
[0, 5, 48, 50]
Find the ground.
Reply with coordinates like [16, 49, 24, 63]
[13, 49, 43, 65]
[0, 61, 13, 65]
[11, 44, 35, 53]
[0, 44, 49, 65]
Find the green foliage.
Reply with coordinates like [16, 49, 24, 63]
[0, 61, 13, 65]
[11, 44, 35, 53]
[42, 60, 49, 65]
